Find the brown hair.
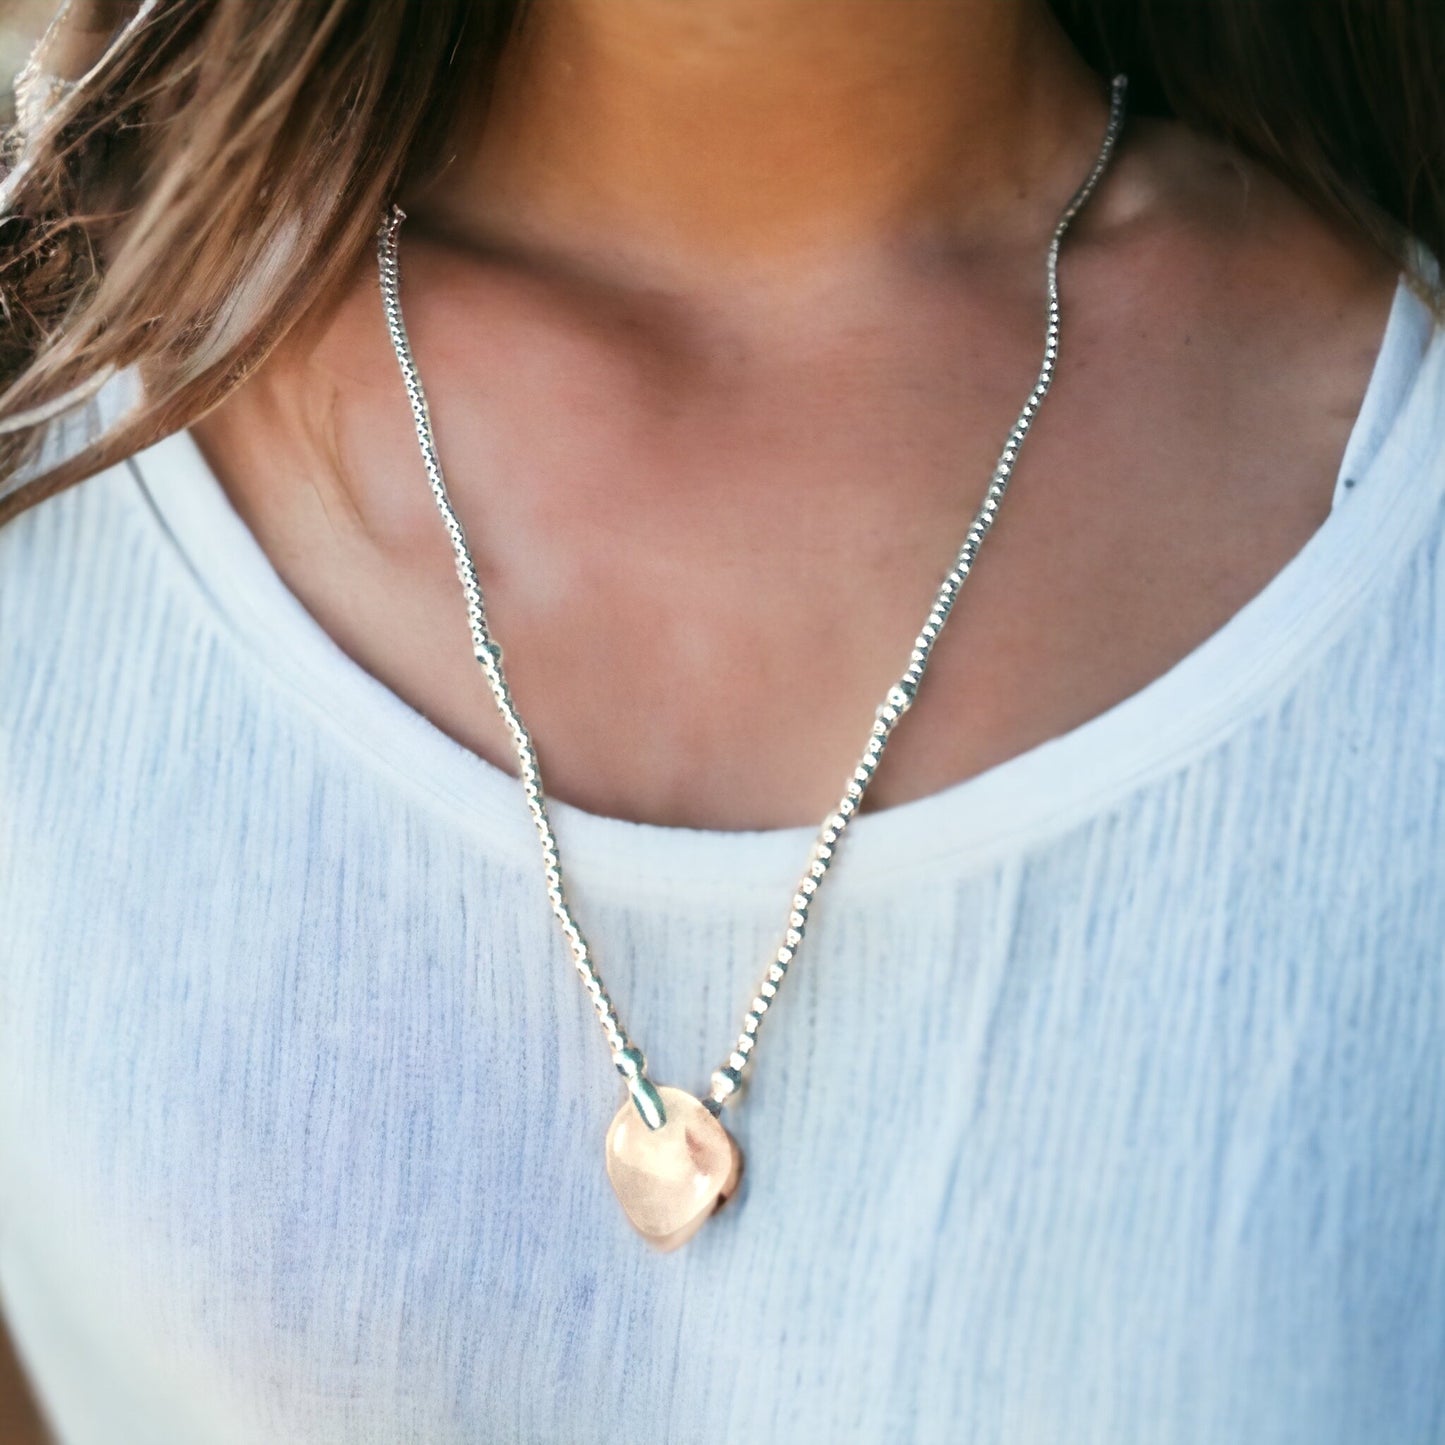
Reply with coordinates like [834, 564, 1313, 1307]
[0, 0, 1441, 526]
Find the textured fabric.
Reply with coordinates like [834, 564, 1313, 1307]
[2, 268, 1444, 1445]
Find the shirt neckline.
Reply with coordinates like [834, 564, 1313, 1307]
[123, 270, 1443, 899]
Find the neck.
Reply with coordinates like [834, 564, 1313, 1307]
[412, 0, 1111, 283]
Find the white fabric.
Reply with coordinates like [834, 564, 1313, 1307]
[2, 267, 1444, 1445]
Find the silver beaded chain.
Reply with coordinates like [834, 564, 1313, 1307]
[377, 73, 1129, 1133]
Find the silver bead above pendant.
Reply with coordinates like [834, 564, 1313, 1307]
[614, 1045, 667, 1129]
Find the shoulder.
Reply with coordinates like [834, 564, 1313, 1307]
[1075, 113, 1412, 405]
[0, 454, 143, 577]
[0, 457, 155, 710]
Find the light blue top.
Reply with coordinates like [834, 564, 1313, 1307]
[2, 268, 1444, 1445]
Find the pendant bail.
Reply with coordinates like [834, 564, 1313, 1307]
[626, 1074, 666, 1130]
[615, 1043, 667, 1129]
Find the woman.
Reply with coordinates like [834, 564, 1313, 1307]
[1, 0, 1442, 1440]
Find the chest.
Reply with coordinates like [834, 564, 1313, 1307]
[195, 248, 1395, 830]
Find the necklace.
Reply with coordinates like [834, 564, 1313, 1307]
[377, 73, 1129, 1251]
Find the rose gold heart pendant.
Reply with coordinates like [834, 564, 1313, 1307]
[605, 1085, 743, 1251]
